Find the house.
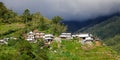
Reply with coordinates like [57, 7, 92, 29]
[77, 33, 93, 39]
[0, 40, 7, 44]
[26, 31, 35, 42]
[26, 30, 46, 43]
[43, 34, 54, 48]
[33, 29, 45, 39]
[94, 38, 102, 46]
[76, 33, 94, 45]
[3, 38, 9, 41]
[34, 32, 45, 39]
[59, 33, 72, 39]
[44, 34, 54, 42]
[3, 37, 17, 42]
[84, 37, 94, 45]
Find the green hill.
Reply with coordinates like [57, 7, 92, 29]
[77, 16, 120, 39]
[77, 15, 120, 55]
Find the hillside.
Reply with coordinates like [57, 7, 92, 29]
[63, 13, 120, 32]
[0, 2, 67, 38]
[48, 40, 118, 60]
[77, 15, 120, 55]
[104, 35, 120, 55]
[77, 15, 120, 39]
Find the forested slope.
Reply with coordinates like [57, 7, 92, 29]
[77, 16, 120, 39]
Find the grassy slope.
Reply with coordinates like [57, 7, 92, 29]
[48, 40, 118, 60]
[0, 23, 25, 38]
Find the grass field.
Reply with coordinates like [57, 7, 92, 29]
[48, 40, 118, 60]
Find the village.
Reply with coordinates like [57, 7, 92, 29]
[0, 29, 102, 47]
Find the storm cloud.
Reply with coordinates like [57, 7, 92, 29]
[0, 0, 120, 20]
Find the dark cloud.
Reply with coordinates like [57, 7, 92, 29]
[0, 0, 120, 20]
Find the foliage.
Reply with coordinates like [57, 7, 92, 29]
[52, 16, 63, 24]
[22, 9, 32, 24]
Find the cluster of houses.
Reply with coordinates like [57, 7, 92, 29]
[0, 29, 101, 46]
[25, 30, 101, 46]
[25, 30, 54, 43]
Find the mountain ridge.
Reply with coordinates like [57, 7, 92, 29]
[62, 12, 120, 33]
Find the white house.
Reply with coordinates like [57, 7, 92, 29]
[77, 33, 93, 38]
[26, 31, 35, 42]
[3, 38, 9, 41]
[44, 34, 54, 42]
[76, 33, 94, 45]
[59, 33, 72, 39]
[0, 40, 7, 44]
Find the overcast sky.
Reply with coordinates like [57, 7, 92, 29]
[0, 0, 120, 21]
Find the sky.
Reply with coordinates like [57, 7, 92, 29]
[0, 0, 120, 21]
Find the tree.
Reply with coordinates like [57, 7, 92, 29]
[0, 2, 8, 18]
[38, 16, 48, 31]
[49, 24, 67, 35]
[22, 9, 31, 24]
[52, 16, 63, 24]
[31, 12, 41, 28]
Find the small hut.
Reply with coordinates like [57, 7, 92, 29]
[95, 38, 102, 46]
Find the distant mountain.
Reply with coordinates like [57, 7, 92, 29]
[62, 21, 89, 33]
[62, 13, 120, 33]
[77, 15, 120, 39]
